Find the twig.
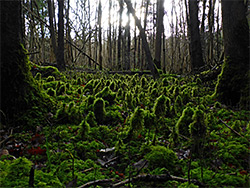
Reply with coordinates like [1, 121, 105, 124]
[77, 178, 114, 188]
[219, 119, 245, 138]
[112, 174, 205, 187]
[77, 173, 205, 188]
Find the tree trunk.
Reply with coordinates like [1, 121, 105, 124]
[98, 0, 102, 70]
[48, 0, 57, 62]
[125, 9, 131, 70]
[188, 0, 204, 71]
[154, 0, 164, 69]
[124, 0, 158, 78]
[0, 0, 47, 125]
[215, 0, 249, 109]
[57, 0, 65, 71]
[117, 0, 123, 70]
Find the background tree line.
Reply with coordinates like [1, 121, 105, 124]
[21, 0, 225, 74]
[0, 0, 249, 123]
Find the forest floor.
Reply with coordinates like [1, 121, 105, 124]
[0, 64, 249, 187]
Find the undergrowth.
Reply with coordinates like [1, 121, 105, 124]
[0, 66, 249, 187]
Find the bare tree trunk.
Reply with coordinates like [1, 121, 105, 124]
[208, 0, 216, 66]
[154, 0, 164, 69]
[57, 0, 65, 71]
[124, 0, 158, 78]
[215, 0, 249, 109]
[108, 0, 112, 69]
[117, 0, 123, 70]
[188, 0, 204, 71]
[133, 2, 137, 69]
[48, 0, 57, 62]
[125, 9, 131, 70]
[98, 0, 102, 70]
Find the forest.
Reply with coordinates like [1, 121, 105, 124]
[0, 0, 249, 187]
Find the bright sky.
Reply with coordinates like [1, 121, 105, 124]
[69, 0, 221, 38]
[70, 0, 177, 37]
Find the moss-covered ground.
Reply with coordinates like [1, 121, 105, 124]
[0, 65, 249, 187]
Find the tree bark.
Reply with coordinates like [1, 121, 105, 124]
[57, 0, 65, 71]
[188, 0, 204, 71]
[154, 0, 164, 69]
[48, 0, 57, 62]
[124, 0, 158, 78]
[117, 0, 123, 70]
[0, 0, 47, 124]
[98, 0, 102, 70]
[215, 0, 249, 109]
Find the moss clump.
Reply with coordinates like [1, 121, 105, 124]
[140, 76, 148, 88]
[153, 95, 169, 118]
[0, 157, 32, 187]
[46, 76, 55, 82]
[47, 88, 56, 97]
[93, 98, 106, 124]
[129, 107, 145, 136]
[176, 107, 194, 137]
[57, 85, 66, 95]
[145, 145, 177, 173]
[86, 111, 97, 127]
[95, 86, 116, 104]
[189, 109, 207, 139]
[78, 120, 90, 139]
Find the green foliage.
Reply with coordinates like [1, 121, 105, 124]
[93, 98, 106, 124]
[57, 84, 66, 95]
[78, 120, 90, 139]
[0, 157, 32, 187]
[145, 145, 177, 173]
[129, 107, 145, 135]
[95, 86, 116, 104]
[47, 88, 56, 97]
[176, 107, 194, 137]
[86, 111, 97, 127]
[189, 109, 207, 139]
[46, 76, 55, 82]
[153, 95, 168, 118]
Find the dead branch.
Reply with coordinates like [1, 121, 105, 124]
[77, 178, 114, 188]
[219, 119, 247, 140]
[77, 173, 205, 188]
[113, 174, 205, 187]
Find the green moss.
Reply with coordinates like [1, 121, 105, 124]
[86, 111, 97, 127]
[0, 157, 32, 187]
[93, 98, 106, 124]
[78, 120, 90, 139]
[129, 107, 145, 135]
[95, 86, 116, 104]
[153, 95, 168, 118]
[47, 88, 56, 97]
[46, 75, 55, 82]
[145, 145, 177, 173]
[176, 107, 194, 137]
[57, 85, 66, 95]
[215, 58, 249, 109]
[189, 109, 207, 139]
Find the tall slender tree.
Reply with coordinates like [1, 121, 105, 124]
[188, 0, 204, 71]
[117, 0, 123, 70]
[98, 0, 102, 70]
[215, 0, 249, 109]
[154, 0, 165, 69]
[57, 0, 65, 71]
[48, 0, 57, 62]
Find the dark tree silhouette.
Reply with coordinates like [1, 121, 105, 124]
[188, 0, 204, 71]
[57, 0, 66, 71]
[215, 0, 249, 109]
